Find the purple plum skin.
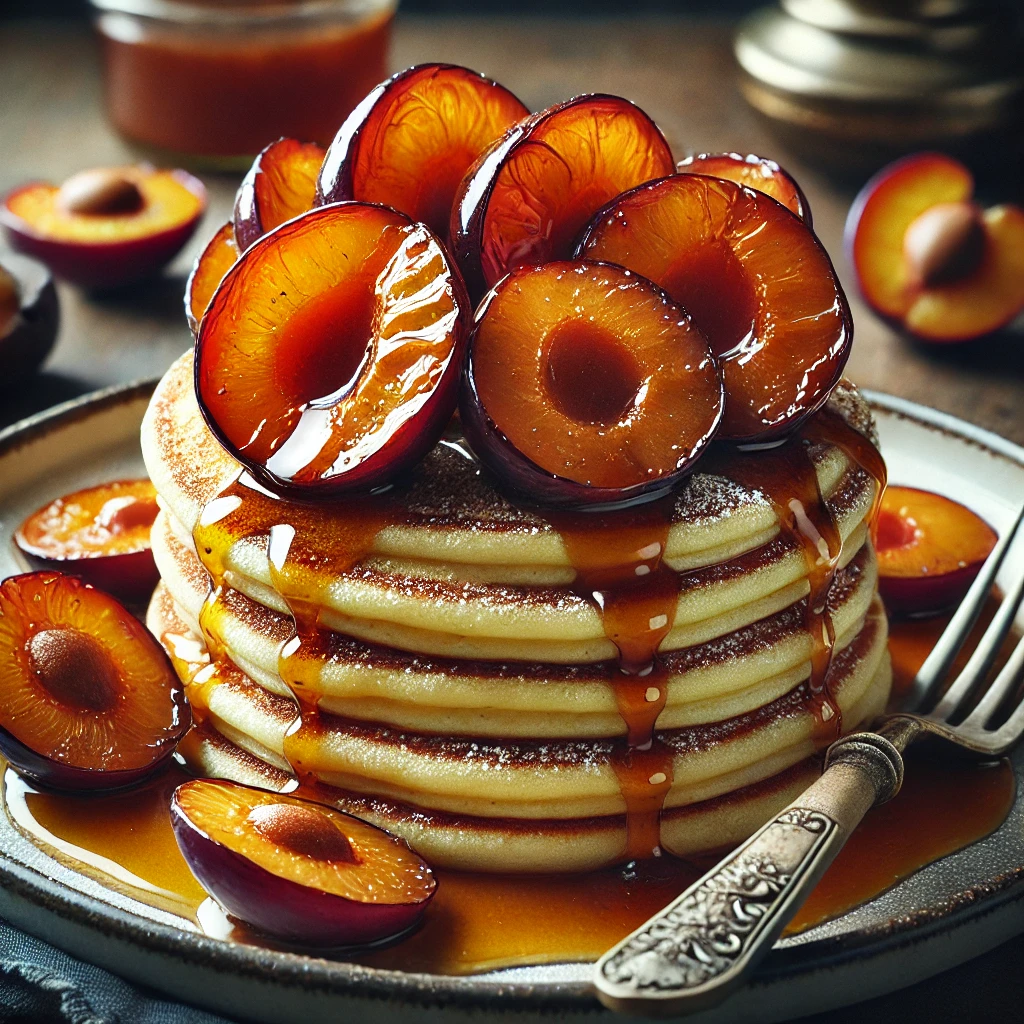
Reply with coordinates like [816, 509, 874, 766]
[170, 794, 432, 947]
[0, 722, 187, 793]
[879, 561, 985, 618]
[0, 252, 59, 388]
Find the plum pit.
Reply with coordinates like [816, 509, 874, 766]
[248, 803, 358, 864]
[28, 628, 120, 713]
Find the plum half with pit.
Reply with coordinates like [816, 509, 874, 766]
[460, 260, 724, 509]
[846, 153, 1024, 343]
[0, 251, 59, 388]
[577, 173, 852, 443]
[2, 165, 206, 290]
[195, 202, 470, 497]
[317, 63, 529, 242]
[0, 571, 190, 790]
[874, 486, 998, 616]
[15, 479, 160, 604]
[171, 779, 436, 946]
[450, 94, 675, 298]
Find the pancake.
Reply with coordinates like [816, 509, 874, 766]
[151, 587, 890, 873]
[143, 350, 889, 873]
[147, 585, 890, 823]
[153, 513, 879, 737]
[143, 352, 878, 665]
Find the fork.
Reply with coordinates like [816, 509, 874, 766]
[594, 502, 1024, 1017]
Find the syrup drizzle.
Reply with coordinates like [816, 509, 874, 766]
[546, 499, 678, 861]
[192, 470, 401, 789]
[707, 409, 886, 746]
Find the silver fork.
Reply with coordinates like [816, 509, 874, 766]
[594, 502, 1024, 1018]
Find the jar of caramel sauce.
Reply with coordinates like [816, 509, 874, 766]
[90, 0, 397, 165]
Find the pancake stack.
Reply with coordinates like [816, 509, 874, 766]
[144, 351, 890, 873]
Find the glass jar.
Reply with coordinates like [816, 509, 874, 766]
[90, 0, 397, 166]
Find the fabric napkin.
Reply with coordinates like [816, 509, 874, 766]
[0, 919, 236, 1024]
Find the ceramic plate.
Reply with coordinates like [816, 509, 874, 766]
[0, 380, 1022, 1024]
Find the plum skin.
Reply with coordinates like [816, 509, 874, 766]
[0, 706, 189, 793]
[0, 252, 59, 388]
[458, 271, 725, 511]
[879, 562, 985, 618]
[170, 794, 433, 946]
[1, 172, 206, 290]
[13, 546, 159, 606]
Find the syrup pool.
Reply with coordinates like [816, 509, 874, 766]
[1, 603, 1015, 975]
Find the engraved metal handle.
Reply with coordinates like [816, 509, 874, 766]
[593, 732, 905, 1016]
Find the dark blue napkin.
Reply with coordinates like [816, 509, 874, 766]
[0, 919, 236, 1024]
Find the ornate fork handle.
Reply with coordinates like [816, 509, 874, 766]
[594, 732, 905, 1017]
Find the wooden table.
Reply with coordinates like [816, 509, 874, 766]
[0, 13, 1021, 1024]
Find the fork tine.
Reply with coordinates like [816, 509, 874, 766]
[906, 501, 1024, 712]
[930, 560, 1024, 720]
[961, 633, 1024, 731]
[984, 664, 1024, 754]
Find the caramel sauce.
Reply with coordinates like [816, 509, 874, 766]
[708, 408, 886, 747]
[192, 470, 401, 790]
[3, 742, 1013, 974]
[98, 9, 393, 160]
[546, 499, 678, 861]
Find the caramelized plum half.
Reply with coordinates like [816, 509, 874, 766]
[460, 261, 723, 508]
[196, 202, 470, 496]
[677, 152, 811, 224]
[234, 138, 326, 252]
[0, 252, 59, 387]
[874, 486, 998, 616]
[2, 166, 206, 290]
[172, 780, 436, 946]
[577, 173, 851, 443]
[450, 94, 674, 297]
[15, 479, 160, 603]
[846, 152, 1024, 342]
[317, 63, 528, 241]
[184, 222, 238, 335]
[0, 572, 189, 790]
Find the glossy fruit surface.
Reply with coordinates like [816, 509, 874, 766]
[461, 260, 723, 508]
[184, 222, 238, 335]
[874, 486, 998, 616]
[196, 202, 470, 496]
[0, 251, 59, 387]
[172, 779, 436, 946]
[577, 173, 851, 443]
[0, 571, 189, 790]
[676, 152, 811, 223]
[318, 63, 528, 241]
[1, 166, 206, 289]
[234, 138, 326, 252]
[450, 94, 674, 297]
[15, 479, 160, 603]
[846, 152, 1024, 342]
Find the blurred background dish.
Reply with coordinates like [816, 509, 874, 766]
[89, 0, 397, 166]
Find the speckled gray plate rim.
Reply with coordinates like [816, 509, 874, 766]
[0, 380, 1022, 1023]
